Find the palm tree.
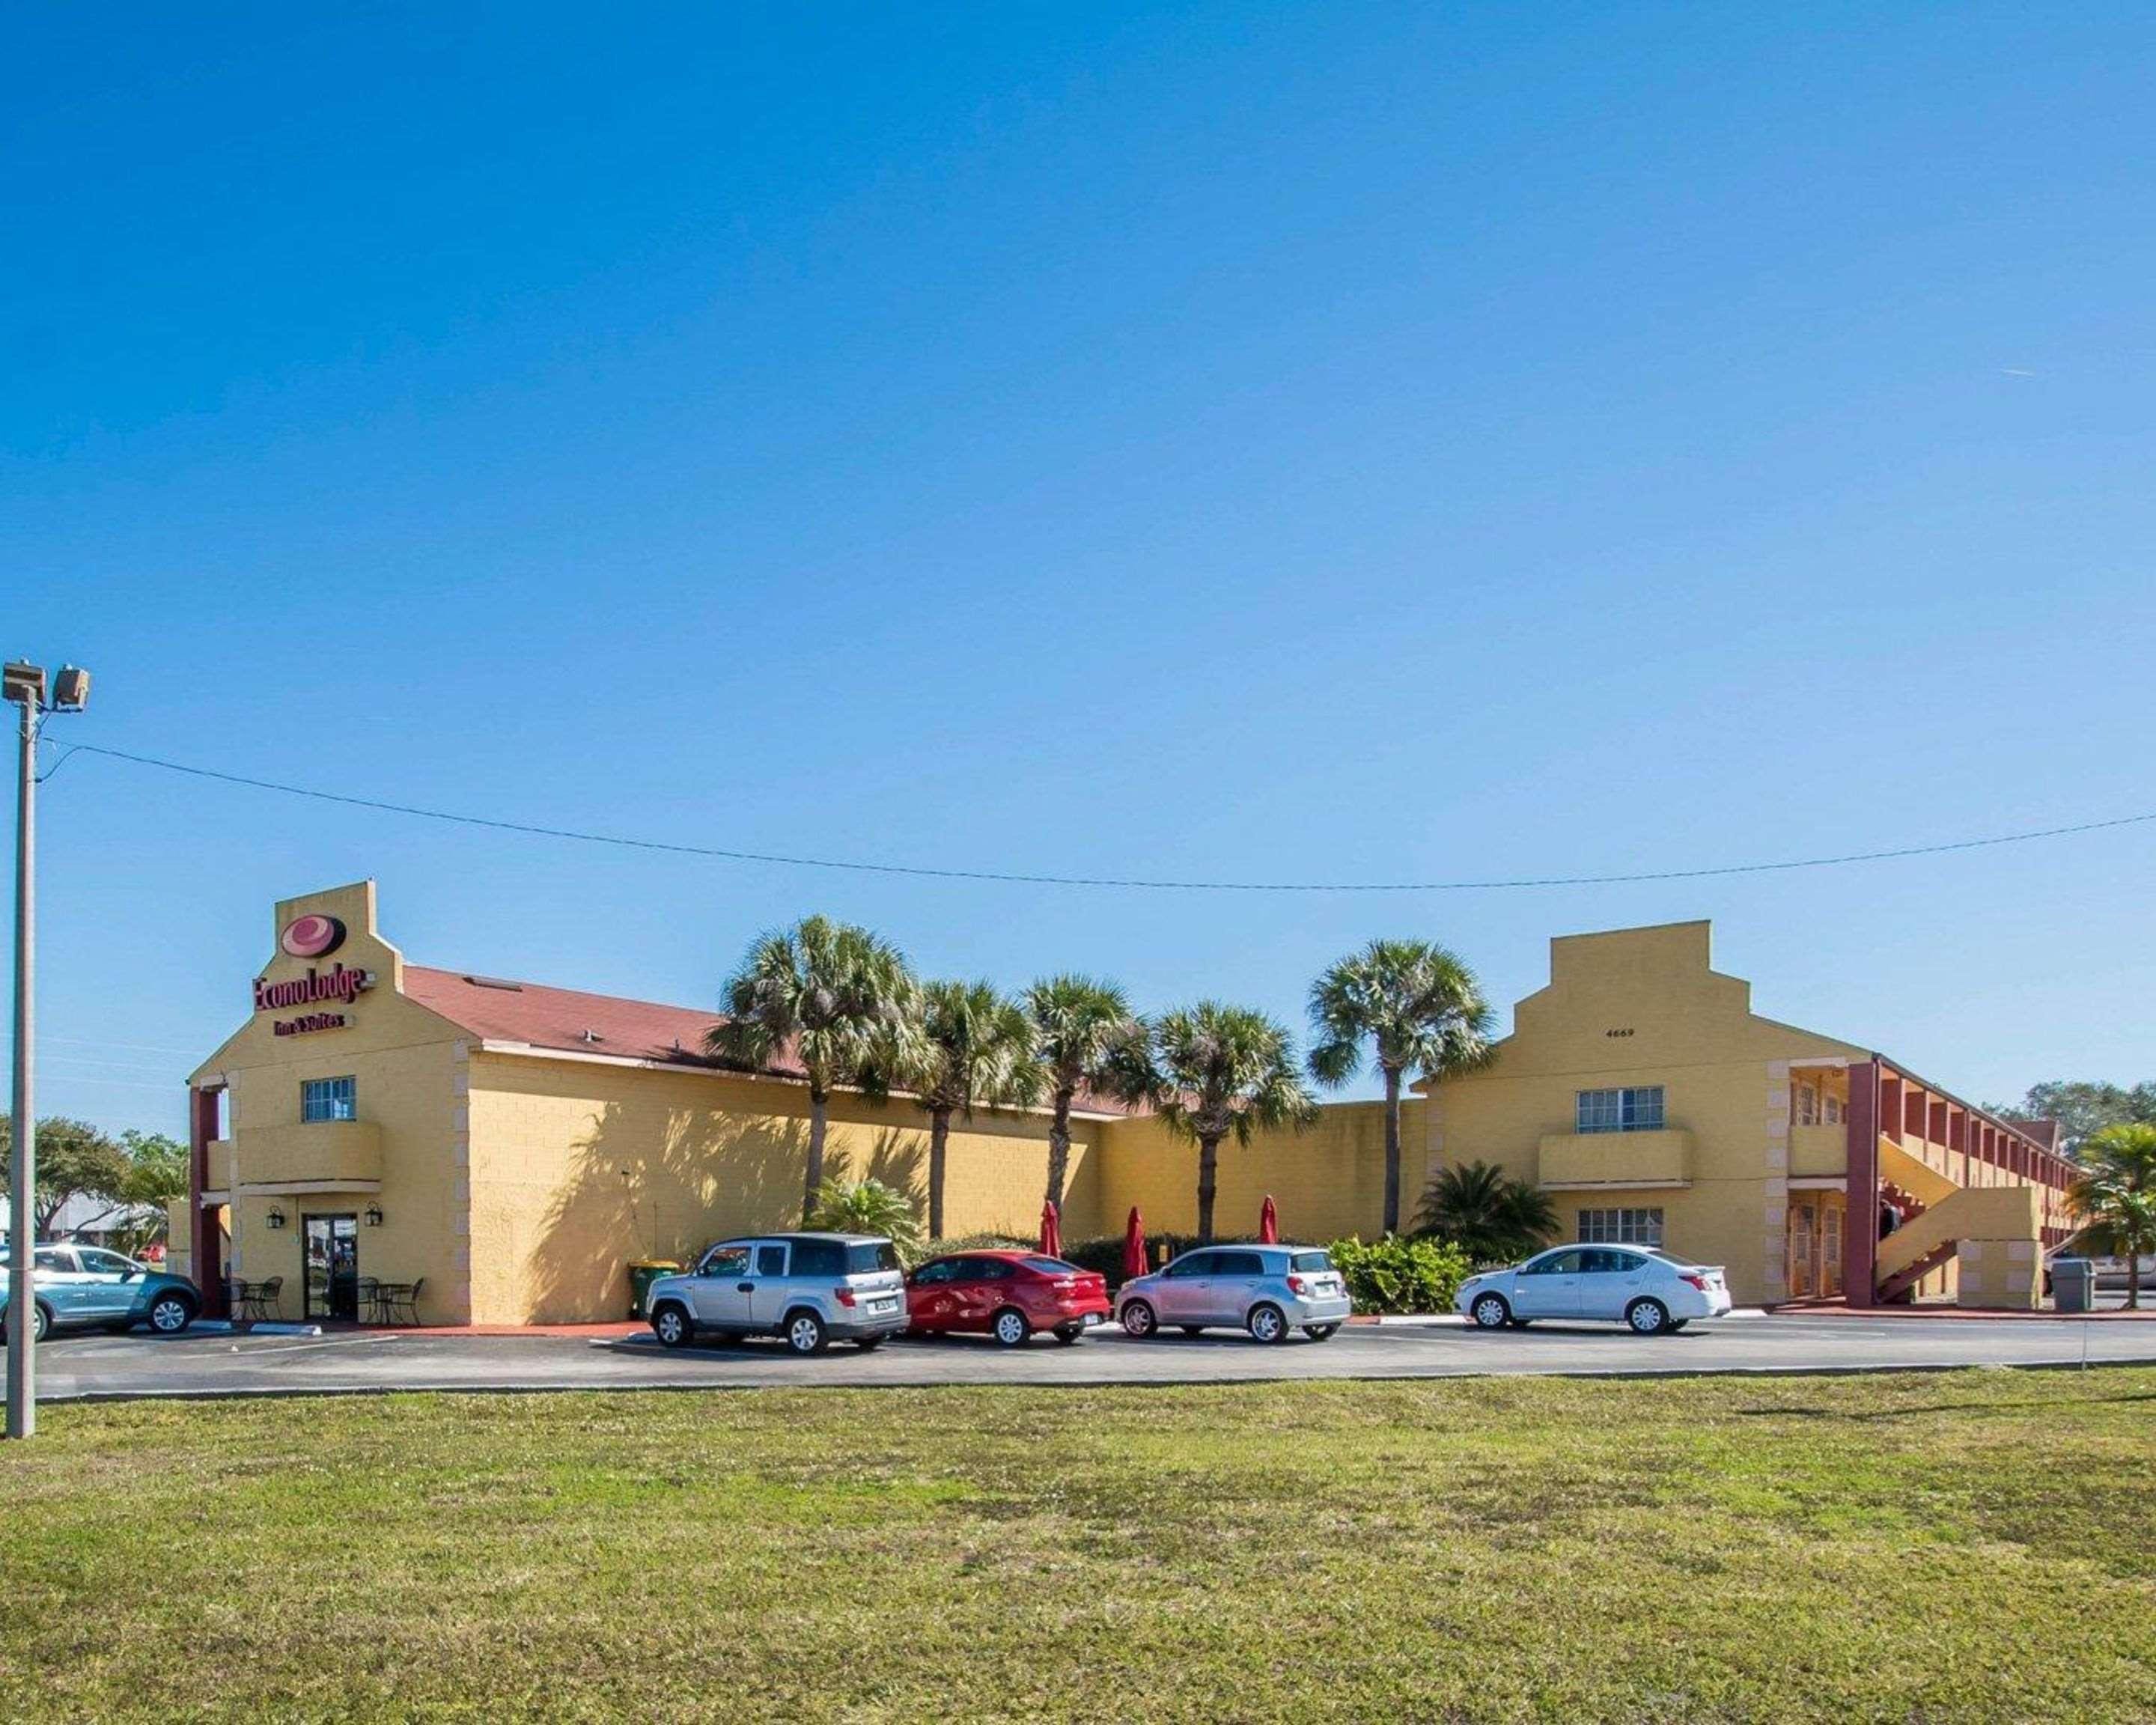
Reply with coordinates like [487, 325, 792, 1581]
[707, 916, 923, 1223]
[804, 1176, 925, 1265]
[2068, 1122, 2156, 1309]
[1151, 1002, 1318, 1242]
[1414, 1160, 1559, 1265]
[1308, 939, 1496, 1235]
[904, 980, 1044, 1238]
[1024, 975, 1149, 1211]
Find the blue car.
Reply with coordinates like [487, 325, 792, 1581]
[0, 1242, 201, 1342]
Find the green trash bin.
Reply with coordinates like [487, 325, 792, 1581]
[627, 1259, 682, 1319]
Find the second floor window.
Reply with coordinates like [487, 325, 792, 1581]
[1577, 1085, 1665, 1134]
[302, 1077, 356, 1123]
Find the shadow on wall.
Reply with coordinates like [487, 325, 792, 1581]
[525, 1102, 928, 1322]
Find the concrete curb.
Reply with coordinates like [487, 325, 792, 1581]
[30, 1355, 2152, 1408]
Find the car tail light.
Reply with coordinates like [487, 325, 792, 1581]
[835, 1287, 857, 1306]
[1681, 1274, 1710, 1292]
[1285, 1274, 1309, 1295]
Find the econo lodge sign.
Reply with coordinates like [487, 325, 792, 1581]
[256, 916, 372, 1035]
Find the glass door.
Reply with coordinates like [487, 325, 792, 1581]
[303, 1214, 359, 1321]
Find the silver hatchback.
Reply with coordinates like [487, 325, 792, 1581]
[645, 1232, 908, 1355]
[1116, 1244, 1351, 1343]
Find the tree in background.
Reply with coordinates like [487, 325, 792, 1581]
[803, 1176, 925, 1265]
[2066, 1123, 2156, 1309]
[112, 1130, 189, 1256]
[1414, 1159, 1559, 1265]
[0, 1116, 130, 1236]
[1307, 939, 1496, 1235]
[904, 981, 1043, 1239]
[707, 916, 925, 1223]
[1997, 1080, 2156, 1155]
[1024, 976, 1150, 1213]
[1151, 1003, 1317, 1242]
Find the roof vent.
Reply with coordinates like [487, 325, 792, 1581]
[463, 975, 525, 992]
[582, 1028, 604, 1043]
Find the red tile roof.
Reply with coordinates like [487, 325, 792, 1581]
[399, 965, 1145, 1115]
[404, 966, 798, 1074]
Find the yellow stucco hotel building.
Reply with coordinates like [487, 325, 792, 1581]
[174, 881, 2077, 1324]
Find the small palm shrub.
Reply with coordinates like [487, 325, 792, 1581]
[803, 1177, 925, 1264]
[1414, 1160, 1559, 1265]
[1328, 1235, 1473, 1315]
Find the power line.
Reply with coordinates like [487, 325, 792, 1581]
[61, 741, 2156, 894]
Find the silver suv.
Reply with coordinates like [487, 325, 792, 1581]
[1116, 1244, 1351, 1343]
[645, 1233, 907, 1355]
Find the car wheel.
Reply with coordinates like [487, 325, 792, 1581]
[650, 1301, 693, 1349]
[1303, 1323, 1340, 1341]
[2, 1303, 52, 1345]
[991, 1307, 1032, 1347]
[147, 1292, 195, 1335]
[1053, 1324, 1084, 1345]
[784, 1309, 829, 1356]
[1246, 1303, 1289, 1345]
[1625, 1297, 1671, 1336]
[855, 1335, 884, 1352]
[1470, 1292, 1512, 1329]
[1120, 1299, 1157, 1339]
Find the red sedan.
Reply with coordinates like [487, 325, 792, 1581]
[905, 1250, 1112, 1345]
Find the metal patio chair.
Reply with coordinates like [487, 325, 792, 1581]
[382, 1277, 424, 1327]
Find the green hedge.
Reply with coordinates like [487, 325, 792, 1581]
[925, 1232, 1035, 1256]
[1059, 1234, 1265, 1288]
[1326, 1235, 1473, 1315]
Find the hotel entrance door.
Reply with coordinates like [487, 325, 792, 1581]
[303, 1214, 360, 1321]
[1785, 1193, 1845, 1300]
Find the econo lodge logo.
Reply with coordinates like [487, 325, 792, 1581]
[279, 914, 347, 958]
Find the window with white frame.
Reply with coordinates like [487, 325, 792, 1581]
[301, 1076, 356, 1123]
[1578, 1207, 1664, 1247]
[1824, 1094, 1844, 1124]
[1575, 1086, 1665, 1134]
[1794, 1083, 1818, 1125]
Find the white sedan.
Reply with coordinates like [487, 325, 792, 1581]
[1455, 1245, 1732, 1335]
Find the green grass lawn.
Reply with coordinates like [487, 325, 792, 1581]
[2, 1369, 2152, 1723]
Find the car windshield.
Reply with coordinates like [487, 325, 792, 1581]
[1289, 1250, 1332, 1273]
[845, 1241, 901, 1274]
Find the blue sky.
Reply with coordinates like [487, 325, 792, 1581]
[6, 4, 2152, 1136]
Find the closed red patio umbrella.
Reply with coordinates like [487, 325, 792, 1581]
[1040, 1199, 1062, 1259]
[1122, 1206, 1147, 1282]
[1259, 1193, 1280, 1244]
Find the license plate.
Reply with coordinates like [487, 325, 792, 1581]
[868, 1297, 897, 1312]
[1082, 1312, 1103, 1326]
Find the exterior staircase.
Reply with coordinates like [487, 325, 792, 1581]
[1872, 1184, 2044, 1305]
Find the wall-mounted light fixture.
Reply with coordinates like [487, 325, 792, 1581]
[364, 1203, 383, 1228]
[265, 1206, 287, 1229]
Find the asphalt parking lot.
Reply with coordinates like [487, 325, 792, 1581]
[23, 1310, 2156, 1402]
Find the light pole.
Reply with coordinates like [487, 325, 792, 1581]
[5, 659, 90, 1442]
